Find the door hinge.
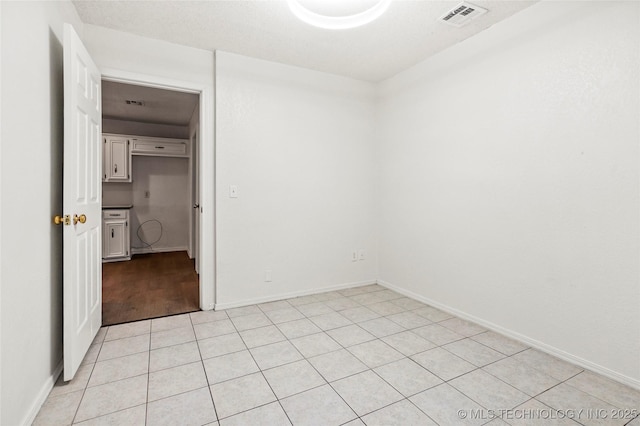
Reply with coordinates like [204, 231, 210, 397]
[126, 221, 128, 227]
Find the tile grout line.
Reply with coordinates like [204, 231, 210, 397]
[224, 310, 295, 425]
[284, 304, 409, 423]
[69, 327, 106, 425]
[50, 284, 639, 426]
[190, 311, 221, 424]
[144, 322, 151, 426]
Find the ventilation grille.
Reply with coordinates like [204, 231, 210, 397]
[125, 100, 145, 106]
[439, 2, 487, 27]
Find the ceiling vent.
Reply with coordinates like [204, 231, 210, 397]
[439, 2, 487, 27]
[125, 100, 145, 106]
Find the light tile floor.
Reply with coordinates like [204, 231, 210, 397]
[34, 284, 640, 425]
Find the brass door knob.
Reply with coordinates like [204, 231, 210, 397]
[73, 214, 87, 225]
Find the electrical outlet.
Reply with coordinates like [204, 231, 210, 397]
[144, 190, 150, 199]
[358, 249, 366, 260]
[351, 250, 358, 262]
[265, 270, 272, 282]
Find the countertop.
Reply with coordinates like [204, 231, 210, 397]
[102, 205, 133, 210]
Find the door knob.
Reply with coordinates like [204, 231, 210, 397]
[73, 214, 87, 225]
[193, 203, 200, 209]
[54, 215, 71, 226]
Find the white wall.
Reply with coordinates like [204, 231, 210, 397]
[0, 1, 84, 424]
[84, 24, 214, 87]
[102, 182, 133, 206]
[376, 1, 640, 387]
[215, 52, 377, 307]
[130, 156, 190, 253]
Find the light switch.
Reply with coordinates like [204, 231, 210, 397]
[229, 185, 238, 198]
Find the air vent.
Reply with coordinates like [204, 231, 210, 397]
[125, 100, 145, 106]
[439, 2, 487, 27]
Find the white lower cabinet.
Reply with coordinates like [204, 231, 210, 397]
[102, 210, 131, 262]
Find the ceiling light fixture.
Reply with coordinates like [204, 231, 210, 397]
[287, 0, 392, 30]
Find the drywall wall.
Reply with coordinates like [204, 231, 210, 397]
[0, 1, 84, 424]
[376, 1, 640, 386]
[103, 118, 189, 139]
[102, 182, 133, 206]
[83, 24, 214, 87]
[130, 156, 190, 253]
[215, 52, 377, 307]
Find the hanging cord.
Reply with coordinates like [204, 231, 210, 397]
[131, 219, 163, 250]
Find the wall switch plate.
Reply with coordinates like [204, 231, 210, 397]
[229, 185, 238, 198]
[352, 250, 358, 262]
[358, 249, 366, 260]
[265, 270, 272, 282]
[144, 190, 150, 199]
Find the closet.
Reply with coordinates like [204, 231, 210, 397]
[101, 80, 200, 325]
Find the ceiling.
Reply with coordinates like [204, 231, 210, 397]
[102, 80, 199, 126]
[73, 0, 537, 83]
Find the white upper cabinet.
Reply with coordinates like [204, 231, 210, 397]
[103, 135, 131, 182]
[131, 137, 189, 157]
[102, 134, 190, 183]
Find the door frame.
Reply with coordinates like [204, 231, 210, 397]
[190, 128, 200, 274]
[101, 67, 215, 310]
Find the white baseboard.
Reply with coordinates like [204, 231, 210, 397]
[131, 246, 188, 255]
[214, 279, 377, 310]
[21, 360, 63, 426]
[377, 279, 640, 391]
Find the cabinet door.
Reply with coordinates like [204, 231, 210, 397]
[103, 221, 127, 258]
[131, 138, 188, 157]
[104, 136, 130, 182]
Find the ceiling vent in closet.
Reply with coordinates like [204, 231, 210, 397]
[125, 100, 145, 106]
[439, 2, 488, 27]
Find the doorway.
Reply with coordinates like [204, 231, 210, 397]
[101, 80, 201, 325]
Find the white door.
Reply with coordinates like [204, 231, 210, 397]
[62, 23, 102, 381]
